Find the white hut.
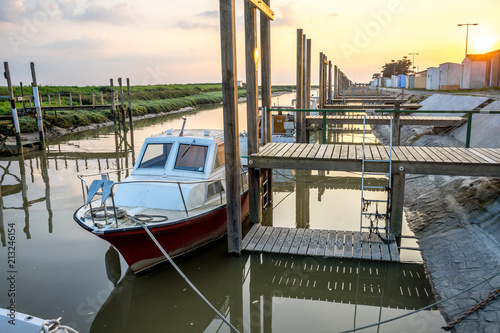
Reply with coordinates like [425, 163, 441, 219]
[438, 62, 462, 90]
[426, 67, 439, 90]
[461, 55, 488, 89]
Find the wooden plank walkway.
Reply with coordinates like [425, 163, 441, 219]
[322, 103, 421, 110]
[306, 115, 465, 127]
[248, 143, 500, 177]
[243, 224, 400, 262]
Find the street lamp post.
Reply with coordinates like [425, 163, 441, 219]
[458, 23, 478, 56]
[409, 52, 419, 74]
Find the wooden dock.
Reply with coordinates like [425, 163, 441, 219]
[306, 115, 465, 127]
[323, 103, 421, 110]
[248, 143, 500, 177]
[242, 224, 400, 262]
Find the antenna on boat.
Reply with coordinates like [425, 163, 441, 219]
[179, 117, 187, 137]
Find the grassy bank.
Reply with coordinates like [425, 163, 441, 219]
[0, 84, 294, 133]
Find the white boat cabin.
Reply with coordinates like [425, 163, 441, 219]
[113, 129, 230, 211]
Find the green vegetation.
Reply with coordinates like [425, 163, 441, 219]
[0, 83, 294, 133]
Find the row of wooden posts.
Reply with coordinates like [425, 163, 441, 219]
[3, 61, 132, 155]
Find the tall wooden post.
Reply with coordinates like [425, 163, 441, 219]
[19, 82, 26, 112]
[118, 78, 127, 132]
[295, 29, 304, 142]
[323, 55, 328, 108]
[261, 0, 271, 144]
[300, 33, 307, 143]
[328, 61, 333, 104]
[390, 101, 404, 235]
[319, 52, 324, 109]
[4, 62, 23, 154]
[126, 78, 134, 132]
[334, 65, 338, 99]
[110, 79, 118, 134]
[260, 0, 273, 211]
[245, 0, 262, 225]
[306, 39, 312, 109]
[220, 0, 242, 254]
[30, 62, 45, 150]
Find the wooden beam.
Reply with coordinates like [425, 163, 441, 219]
[260, 0, 271, 144]
[296, 29, 304, 142]
[220, 0, 242, 254]
[246, 0, 274, 20]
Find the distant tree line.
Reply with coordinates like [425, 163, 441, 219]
[372, 56, 413, 79]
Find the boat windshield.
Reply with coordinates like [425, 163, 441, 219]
[139, 143, 172, 168]
[175, 144, 208, 172]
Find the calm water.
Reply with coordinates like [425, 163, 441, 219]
[0, 93, 446, 332]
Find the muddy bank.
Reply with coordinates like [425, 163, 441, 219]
[373, 123, 500, 332]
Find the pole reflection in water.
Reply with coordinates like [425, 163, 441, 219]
[92, 240, 442, 333]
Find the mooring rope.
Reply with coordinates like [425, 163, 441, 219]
[337, 270, 500, 333]
[136, 218, 241, 333]
[42, 317, 79, 333]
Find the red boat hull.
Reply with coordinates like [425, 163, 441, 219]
[92, 192, 249, 273]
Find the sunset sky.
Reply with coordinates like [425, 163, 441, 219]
[1, 0, 500, 86]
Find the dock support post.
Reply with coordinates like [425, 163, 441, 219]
[260, 0, 273, 210]
[110, 79, 118, 134]
[295, 29, 304, 143]
[245, 0, 262, 225]
[390, 101, 403, 235]
[30, 62, 45, 150]
[127, 78, 134, 133]
[318, 52, 323, 109]
[4, 62, 23, 154]
[334, 65, 338, 99]
[220, 0, 242, 254]
[390, 173, 405, 236]
[305, 39, 311, 110]
[118, 78, 127, 133]
[392, 101, 401, 146]
[328, 61, 333, 104]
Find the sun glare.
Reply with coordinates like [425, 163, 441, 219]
[472, 35, 496, 53]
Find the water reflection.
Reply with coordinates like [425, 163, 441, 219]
[92, 241, 439, 333]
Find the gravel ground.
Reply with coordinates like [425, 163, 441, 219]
[373, 122, 500, 332]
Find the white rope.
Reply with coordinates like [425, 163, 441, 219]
[138, 221, 241, 333]
[42, 318, 79, 333]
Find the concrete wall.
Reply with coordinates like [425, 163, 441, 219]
[461, 58, 487, 89]
[426, 67, 439, 90]
[489, 52, 500, 87]
[415, 70, 427, 89]
[438, 62, 461, 90]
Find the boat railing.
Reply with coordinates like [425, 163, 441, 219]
[78, 169, 249, 227]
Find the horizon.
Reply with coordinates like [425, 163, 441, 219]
[1, 0, 499, 87]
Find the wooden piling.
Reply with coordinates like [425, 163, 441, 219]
[126, 78, 134, 132]
[245, 0, 262, 225]
[328, 61, 333, 104]
[319, 52, 323, 108]
[306, 39, 311, 109]
[296, 29, 304, 142]
[219, 0, 242, 254]
[4, 62, 23, 154]
[30, 62, 45, 150]
[69, 92, 73, 109]
[260, 0, 273, 210]
[300, 33, 307, 142]
[118, 78, 127, 132]
[260, 0, 272, 144]
[110, 79, 118, 134]
[19, 82, 26, 112]
[390, 101, 403, 235]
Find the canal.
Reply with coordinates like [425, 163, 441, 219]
[0, 93, 446, 332]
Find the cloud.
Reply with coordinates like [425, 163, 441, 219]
[198, 10, 218, 19]
[328, 13, 340, 18]
[273, 0, 300, 27]
[175, 19, 218, 30]
[69, 2, 143, 25]
[0, 0, 26, 23]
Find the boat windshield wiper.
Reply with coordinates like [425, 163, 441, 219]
[181, 140, 196, 158]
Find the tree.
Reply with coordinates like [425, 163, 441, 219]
[379, 56, 412, 78]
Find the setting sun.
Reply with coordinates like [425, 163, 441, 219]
[472, 35, 497, 53]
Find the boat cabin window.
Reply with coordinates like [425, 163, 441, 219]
[174, 144, 208, 172]
[214, 143, 225, 169]
[139, 143, 172, 168]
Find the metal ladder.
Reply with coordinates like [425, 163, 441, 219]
[359, 114, 393, 241]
